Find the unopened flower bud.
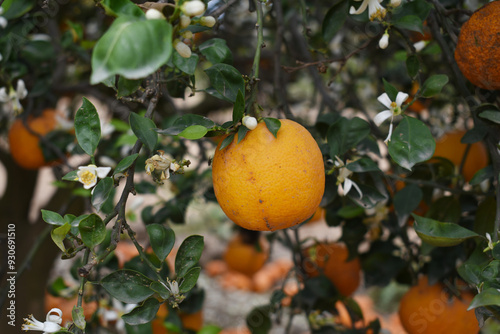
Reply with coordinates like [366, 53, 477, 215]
[146, 8, 165, 20]
[242, 116, 258, 130]
[181, 30, 193, 39]
[379, 32, 389, 49]
[200, 16, 216, 28]
[413, 40, 428, 52]
[180, 15, 191, 28]
[181, 0, 206, 17]
[390, 0, 402, 7]
[174, 40, 192, 58]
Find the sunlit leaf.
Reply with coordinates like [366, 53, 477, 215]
[413, 214, 480, 247]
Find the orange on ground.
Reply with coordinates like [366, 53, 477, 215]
[152, 304, 203, 334]
[223, 231, 269, 277]
[433, 130, 488, 182]
[455, 1, 500, 90]
[8, 109, 62, 170]
[398, 276, 479, 334]
[302, 242, 361, 296]
[212, 119, 325, 231]
[44, 290, 98, 325]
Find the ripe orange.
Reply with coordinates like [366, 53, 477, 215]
[212, 119, 325, 231]
[302, 242, 361, 296]
[8, 109, 62, 169]
[455, 1, 500, 90]
[433, 130, 488, 182]
[223, 230, 269, 277]
[152, 304, 203, 333]
[399, 276, 479, 334]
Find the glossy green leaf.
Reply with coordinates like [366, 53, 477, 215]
[246, 305, 272, 334]
[178, 125, 208, 140]
[91, 17, 172, 84]
[393, 15, 423, 34]
[42, 210, 64, 226]
[173, 52, 199, 75]
[157, 114, 216, 136]
[91, 177, 114, 212]
[413, 214, 480, 247]
[383, 78, 399, 101]
[175, 235, 204, 278]
[146, 224, 175, 263]
[122, 298, 160, 325]
[469, 165, 494, 186]
[406, 55, 419, 79]
[393, 184, 423, 218]
[78, 214, 106, 249]
[219, 134, 234, 150]
[75, 97, 101, 156]
[72, 306, 85, 330]
[233, 90, 245, 124]
[114, 153, 139, 175]
[204, 63, 245, 103]
[346, 158, 381, 173]
[322, 1, 349, 42]
[479, 110, 500, 124]
[130, 112, 157, 151]
[263, 118, 281, 138]
[117, 77, 142, 98]
[327, 117, 370, 157]
[197, 325, 223, 334]
[199, 38, 233, 65]
[388, 116, 435, 171]
[62, 170, 79, 181]
[468, 288, 500, 310]
[51, 223, 71, 252]
[101, 269, 154, 304]
[481, 260, 500, 283]
[421, 74, 449, 98]
[100, 0, 144, 18]
[150, 281, 170, 300]
[1, 0, 35, 19]
[179, 267, 201, 293]
[237, 125, 249, 144]
[458, 262, 483, 285]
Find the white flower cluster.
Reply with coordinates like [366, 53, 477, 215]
[0, 79, 28, 114]
[22, 308, 63, 333]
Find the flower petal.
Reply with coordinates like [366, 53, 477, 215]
[16, 79, 28, 99]
[96, 166, 111, 178]
[384, 122, 393, 143]
[351, 181, 363, 199]
[373, 110, 393, 126]
[349, 0, 369, 15]
[377, 93, 392, 109]
[0, 87, 9, 102]
[395, 92, 409, 106]
[344, 178, 353, 195]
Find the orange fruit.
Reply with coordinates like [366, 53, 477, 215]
[399, 276, 479, 334]
[8, 109, 63, 170]
[308, 207, 325, 223]
[212, 119, 325, 231]
[302, 242, 361, 296]
[455, 1, 500, 90]
[223, 230, 269, 277]
[433, 130, 488, 182]
[152, 304, 203, 333]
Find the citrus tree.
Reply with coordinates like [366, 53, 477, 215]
[1, 0, 500, 333]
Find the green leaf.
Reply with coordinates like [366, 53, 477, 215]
[199, 38, 233, 65]
[178, 125, 208, 140]
[481, 260, 500, 283]
[406, 55, 420, 79]
[78, 214, 106, 249]
[146, 224, 175, 263]
[413, 214, 480, 247]
[51, 223, 71, 252]
[322, 1, 348, 42]
[237, 125, 249, 144]
[179, 267, 201, 293]
[62, 170, 79, 181]
[129, 112, 158, 151]
[91, 17, 172, 84]
[219, 134, 234, 150]
[204, 63, 245, 103]
[100, 269, 154, 304]
[327, 117, 370, 157]
[479, 110, 500, 124]
[150, 281, 170, 300]
[197, 325, 223, 334]
[72, 306, 86, 330]
[393, 15, 423, 34]
[388, 116, 435, 171]
[175, 235, 204, 278]
[421, 74, 449, 98]
[157, 114, 216, 136]
[122, 298, 160, 325]
[100, 0, 144, 18]
[75, 97, 101, 156]
[173, 52, 199, 75]
[91, 177, 114, 212]
[246, 305, 272, 334]
[383, 78, 399, 101]
[233, 90, 245, 125]
[117, 77, 142, 98]
[42, 210, 64, 226]
[393, 184, 423, 219]
[426, 196, 461, 224]
[1, 0, 35, 20]
[114, 154, 139, 175]
[468, 288, 500, 310]
[263, 118, 281, 138]
[346, 158, 381, 173]
[469, 165, 494, 186]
